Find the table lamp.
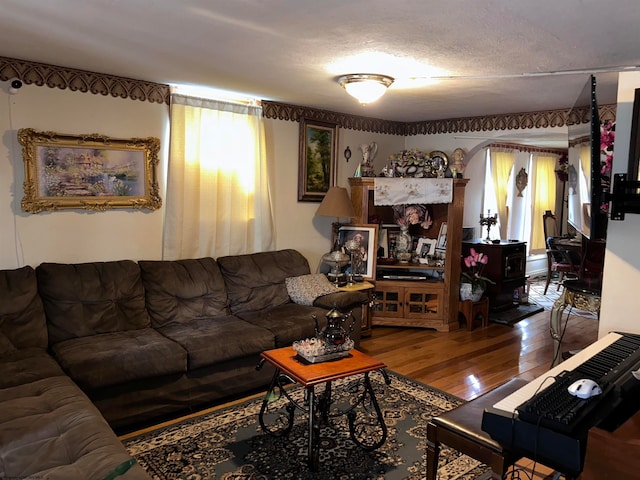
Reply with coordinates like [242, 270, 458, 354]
[316, 186, 356, 285]
[315, 186, 356, 249]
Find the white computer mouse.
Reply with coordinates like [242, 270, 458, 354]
[567, 378, 602, 399]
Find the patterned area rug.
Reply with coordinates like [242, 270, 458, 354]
[123, 371, 492, 479]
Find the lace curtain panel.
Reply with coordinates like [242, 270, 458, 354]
[163, 93, 274, 259]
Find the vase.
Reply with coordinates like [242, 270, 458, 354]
[460, 282, 483, 302]
[396, 225, 412, 263]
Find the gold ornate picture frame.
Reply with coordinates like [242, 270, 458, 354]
[18, 129, 162, 213]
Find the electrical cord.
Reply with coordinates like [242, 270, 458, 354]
[505, 376, 556, 480]
[550, 304, 575, 369]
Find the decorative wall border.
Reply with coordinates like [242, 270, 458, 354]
[263, 100, 616, 136]
[0, 56, 169, 104]
[1, 55, 616, 135]
[261, 101, 406, 135]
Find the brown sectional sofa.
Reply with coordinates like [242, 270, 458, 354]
[0, 249, 366, 479]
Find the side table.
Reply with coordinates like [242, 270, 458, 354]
[550, 278, 601, 366]
[338, 280, 374, 336]
[458, 296, 490, 331]
[258, 346, 389, 471]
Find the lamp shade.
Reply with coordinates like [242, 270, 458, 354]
[315, 186, 356, 220]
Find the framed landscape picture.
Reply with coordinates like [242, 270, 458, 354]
[298, 118, 338, 202]
[18, 129, 161, 213]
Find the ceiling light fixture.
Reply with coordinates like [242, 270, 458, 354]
[338, 74, 394, 104]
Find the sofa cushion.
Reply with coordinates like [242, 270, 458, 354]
[0, 376, 150, 480]
[0, 348, 66, 388]
[238, 303, 331, 347]
[0, 265, 48, 354]
[285, 273, 338, 306]
[217, 249, 312, 314]
[37, 260, 150, 344]
[138, 257, 230, 328]
[157, 315, 274, 369]
[51, 329, 187, 390]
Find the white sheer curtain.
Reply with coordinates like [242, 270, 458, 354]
[163, 93, 275, 259]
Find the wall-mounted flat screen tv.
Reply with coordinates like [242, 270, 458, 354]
[566, 75, 608, 240]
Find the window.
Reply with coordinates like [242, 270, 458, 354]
[485, 146, 561, 255]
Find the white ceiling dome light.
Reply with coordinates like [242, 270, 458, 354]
[337, 74, 394, 104]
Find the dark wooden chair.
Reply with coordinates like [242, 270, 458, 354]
[543, 210, 559, 239]
[544, 236, 582, 294]
[426, 378, 526, 479]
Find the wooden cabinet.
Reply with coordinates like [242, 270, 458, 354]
[348, 177, 468, 331]
[372, 279, 445, 328]
[462, 240, 526, 311]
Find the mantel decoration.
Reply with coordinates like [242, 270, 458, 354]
[460, 248, 495, 302]
[18, 128, 161, 213]
[383, 149, 449, 178]
[356, 142, 378, 177]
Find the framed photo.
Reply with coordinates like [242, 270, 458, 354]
[462, 227, 476, 242]
[378, 228, 388, 258]
[334, 224, 379, 280]
[416, 238, 437, 258]
[436, 222, 448, 252]
[18, 129, 161, 213]
[298, 118, 338, 202]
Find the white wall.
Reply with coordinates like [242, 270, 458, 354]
[0, 81, 405, 272]
[598, 72, 640, 337]
[0, 83, 168, 268]
[265, 117, 403, 271]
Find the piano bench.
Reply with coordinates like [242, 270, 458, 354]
[458, 297, 490, 330]
[426, 378, 527, 480]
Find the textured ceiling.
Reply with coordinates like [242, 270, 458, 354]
[1, 0, 639, 122]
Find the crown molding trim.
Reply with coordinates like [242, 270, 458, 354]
[0, 56, 169, 104]
[1, 56, 616, 134]
[261, 101, 406, 135]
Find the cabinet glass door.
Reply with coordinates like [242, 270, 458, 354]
[404, 288, 441, 318]
[373, 287, 403, 317]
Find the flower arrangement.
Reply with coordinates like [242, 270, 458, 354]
[392, 204, 433, 230]
[461, 248, 495, 291]
[386, 148, 437, 177]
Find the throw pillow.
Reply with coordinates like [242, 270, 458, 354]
[285, 274, 338, 306]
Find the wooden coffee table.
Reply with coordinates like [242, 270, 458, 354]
[258, 346, 389, 470]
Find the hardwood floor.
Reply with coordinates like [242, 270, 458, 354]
[359, 308, 598, 400]
[359, 295, 640, 479]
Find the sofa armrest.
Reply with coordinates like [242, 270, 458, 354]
[313, 290, 368, 310]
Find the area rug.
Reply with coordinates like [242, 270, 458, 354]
[122, 370, 491, 479]
[489, 302, 544, 326]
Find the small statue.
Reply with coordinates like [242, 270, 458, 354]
[358, 142, 378, 177]
[452, 148, 466, 176]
